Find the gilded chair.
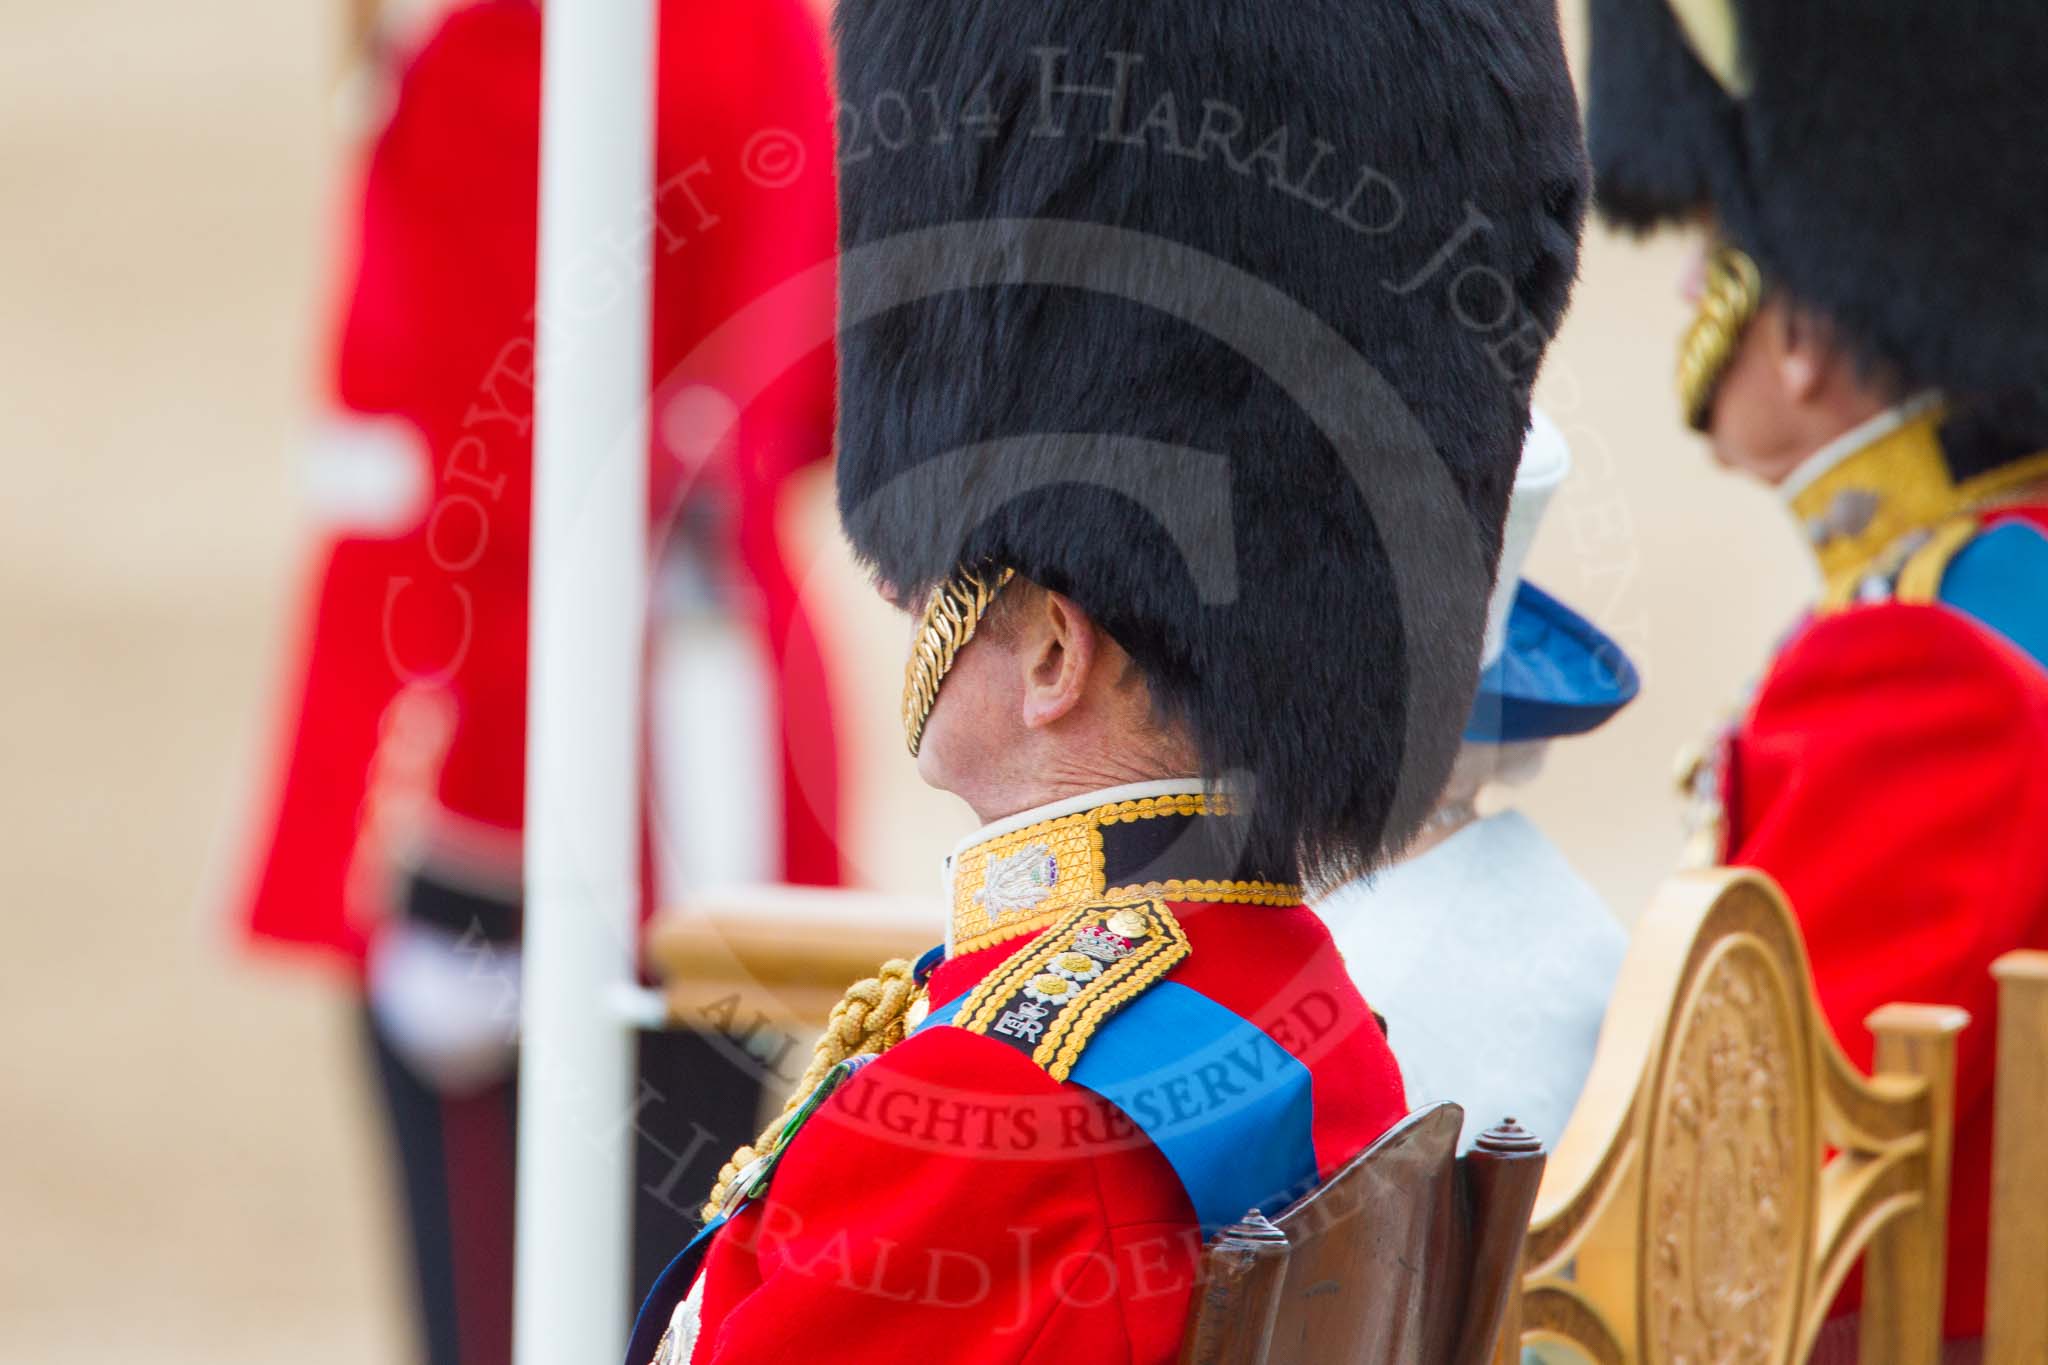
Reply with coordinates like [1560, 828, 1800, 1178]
[1985, 950, 2048, 1365]
[1510, 868, 1966, 1365]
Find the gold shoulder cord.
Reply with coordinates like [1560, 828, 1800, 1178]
[1892, 516, 1983, 606]
[903, 566, 1015, 757]
[1678, 244, 1764, 433]
[700, 960, 923, 1220]
[707, 565, 1009, 1212]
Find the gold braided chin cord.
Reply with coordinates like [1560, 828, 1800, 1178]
[1678, 243, 1764, 433]
[902, 566, 1015, 757]
[700, 959, 923, 1221]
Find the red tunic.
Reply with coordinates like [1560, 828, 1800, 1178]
[238, 0, 843, 967]
[665, 897, 1406, 1363]
[1717, 499, 2048, 1337]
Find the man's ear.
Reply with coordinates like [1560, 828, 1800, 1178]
[1019, 591, 1097, 730]
[1774, 299, 1829, 404]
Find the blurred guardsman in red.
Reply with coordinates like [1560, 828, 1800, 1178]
[626, 0, 1591, 1359]
[1586, 0, 2048, 1348]
[234, 2, 840, 1361]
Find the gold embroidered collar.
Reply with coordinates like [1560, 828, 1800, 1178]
[943, 781, 1299, 956]
[1784, 397, 2048, 606]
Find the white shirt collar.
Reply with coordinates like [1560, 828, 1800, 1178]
[943, 778, 1209, 867]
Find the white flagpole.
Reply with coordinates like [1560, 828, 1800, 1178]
[516, 1, 658, 1361]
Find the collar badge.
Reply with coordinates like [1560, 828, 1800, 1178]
[976, 842, 1059, 924]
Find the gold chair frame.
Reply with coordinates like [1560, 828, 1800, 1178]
[1509, 868, 1966, 1365]
[1985, 950, 2048, 1365]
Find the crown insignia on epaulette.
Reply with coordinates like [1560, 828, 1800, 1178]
[1074, 922, 1136, 962]
[954, 898, 1188, 1082]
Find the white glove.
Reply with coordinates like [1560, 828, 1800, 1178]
[367, 920, 521, 1095]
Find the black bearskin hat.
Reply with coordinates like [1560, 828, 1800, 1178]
[833, 1, 1587, 883]
[1588, 0, 2048, 460]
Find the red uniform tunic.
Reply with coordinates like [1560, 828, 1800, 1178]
[635, 788, 1409, 1364]
[238, 0, 843, 965]
[1694, 408, 2048, 1337]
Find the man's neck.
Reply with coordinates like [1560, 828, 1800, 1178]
[1777, 392, 1940, 498]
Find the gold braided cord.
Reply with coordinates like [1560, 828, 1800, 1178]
[1097, 791, 1221, 823]
[902, 566, 1015, 757]
[1108, 878, 1298, 906]
[699, 959, 922, 1221]
[1677, 244, 1764, 433]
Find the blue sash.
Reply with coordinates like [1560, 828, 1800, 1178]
[625, 964, 1322, 1364]
[919, 980, 1320, 1235]
[1940, 520, 2048, 673]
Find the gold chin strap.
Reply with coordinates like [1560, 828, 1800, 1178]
[1678, 243, 1764, 433]
[902, 565, 1016, 757]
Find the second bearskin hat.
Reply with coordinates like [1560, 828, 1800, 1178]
[1588, 0, 2048, 451]
[832, 0, 1588, 883]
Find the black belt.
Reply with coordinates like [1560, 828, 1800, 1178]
[403, 868, 522, 946]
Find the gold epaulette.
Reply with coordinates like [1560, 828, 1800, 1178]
[1893, 514, 1983, 606]
[1818, 513, 1981, 614]
[951, 898, 1189, 1083]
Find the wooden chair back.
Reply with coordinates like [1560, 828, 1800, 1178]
[1179, 1104, 1547, 1365]
[1510, 868, 1967, 1365]
[1986, 950, 2048, 1365]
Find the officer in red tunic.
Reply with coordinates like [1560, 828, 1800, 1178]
[235, 3, 841, 1361]
[1585, 0, 2048, 1345]
[628, 0, 1591, 1357]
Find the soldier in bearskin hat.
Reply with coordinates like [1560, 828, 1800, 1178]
[1587, 0, 2048, 1345]
[628, 0, 1589, 1359]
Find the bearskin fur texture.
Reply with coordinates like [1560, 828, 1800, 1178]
[1588, 0, 2048, 420]
[833, 0, 1587, 882]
